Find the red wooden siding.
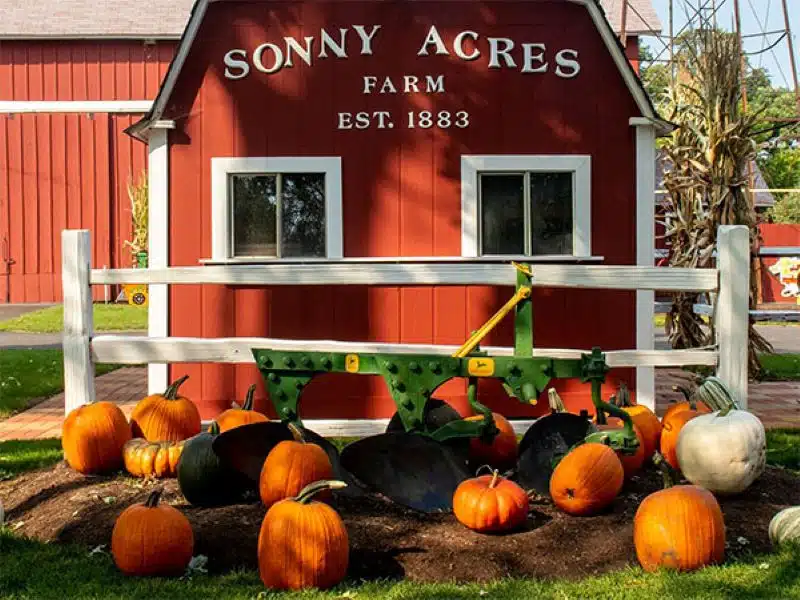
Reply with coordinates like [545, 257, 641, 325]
[164, 0, 642, 420]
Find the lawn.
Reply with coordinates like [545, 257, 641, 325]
[0, 349, 120, 418]
[759, 354, 800, 382]
[0, 303, 147, 333]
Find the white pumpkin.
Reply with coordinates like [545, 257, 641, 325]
[769, 506, 800, 547]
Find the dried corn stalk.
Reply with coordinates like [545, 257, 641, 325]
[124, 171, 148, 266]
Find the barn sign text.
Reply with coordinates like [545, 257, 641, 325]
[223, 25, 581, 130]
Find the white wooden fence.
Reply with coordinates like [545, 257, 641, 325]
[62, 225, 751, 426]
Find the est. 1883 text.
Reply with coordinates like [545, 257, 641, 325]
[337, 110, 470, 130]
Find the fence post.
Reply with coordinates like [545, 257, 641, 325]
[62, 230, 95, 415]
[716, 225, 750, 409]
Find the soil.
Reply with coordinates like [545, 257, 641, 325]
[1, 461, 798, 583]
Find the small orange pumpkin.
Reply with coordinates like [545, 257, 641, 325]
[122, 438, 185, 478]
[464, 412, 518, 472]
[111, 488, 194, 576]
[130, 375, 201, 442]
[597, 419, 646, 479]
[453, 469, 529, 533]
[259, 423, 334, 509]
[662, 389, 711, 432]
[613, 385, 662, 460]
[258, 479, 349, 590]
[634, 484, 725, 572]
[216, 384, 269, 433]
[550, 443, 624, 516]
[62, 401, 132, 474]
[660, 410, 701, 469]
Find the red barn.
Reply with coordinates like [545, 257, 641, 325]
[124, 0, 670, 422]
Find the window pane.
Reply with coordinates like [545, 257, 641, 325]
[480, 174, 525, 255]
[530, 172, 573, 255]
[232, 174, 277, 257]
[281, 173, 326, 258]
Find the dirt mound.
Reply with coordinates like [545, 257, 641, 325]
[1, 462, 798, 583]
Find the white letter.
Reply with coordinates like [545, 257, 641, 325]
[556, 49, 580, 78]
[488, 38, 515, 68]
[223, 49, 250, 79]
[522, 43, 547, 73]
[353, 25, 381, 55]
[253, 43, 284, 74]
[319, 28, 348, 58]
[417, 25, 449, 56]
[404, 75, 420, 93]
[454, 30, 480, 60]
[425, 75, 445, 93]
[374, 111, 392, 128]
[363, 75, 378, 94]
[338, 112, 353, 129]
[379, 77, 397, 94]
[284, 36, 314, 67]
[355, 112, 370, 129]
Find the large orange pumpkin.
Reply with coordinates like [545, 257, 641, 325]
[130, 375, 201, 442]
[634, 484, 725, 572]
[62, 401, 132, 474]
[662, 398, 711, 431]
[453, 469, 529, 533]
[660, 410, 701, 469]
[216, 384, 269, 433]
[550, 443, 624, 516]
[464, 412, 518, 472]
[258, 479, 349, 590]
[259, 424, 334, 508]
[613, 386, 662, 460]
[597, 419, 646, 479]
[123, 438, 185, 478]
[111, 488, 194, 576]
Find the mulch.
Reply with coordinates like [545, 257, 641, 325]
[1, 461, 798, 583]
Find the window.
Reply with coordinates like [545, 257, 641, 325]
[461, 155, 591, 258]
[211, 157, 342, 261]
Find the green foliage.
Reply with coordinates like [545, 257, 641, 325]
[0, 304, 148, 333]
[767, 194, 800, 224]
[758, 353, 800, 382]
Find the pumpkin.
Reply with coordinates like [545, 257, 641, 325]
[549, 443, 624, 516]
[177, 422, 249, 506]
[123, 438, 185, 478]
[464, 412, 518, 472]
[453, 468, 529, 533]
[660, 410, 699, 470]
[613, 384, 662, 460]
[662, 385, 711, 430]
[130, 375, 201, 442]
[633, 484, 725, 572]
[62, 401, 132, 474]
[260, 423, 334, 509]
[769, 506, 800, 547]
[258, 479, 349, 590]
[676, 377, 766, 495]
[111, 488, 194, 576]
[597, 419, 646, 479]
[216, 384, 269, 433]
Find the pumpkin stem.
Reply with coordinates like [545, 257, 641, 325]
[475, 464, 495, 477]
[287, 421, 308, 443]
[614, 382, 633, 407]
[242, 384, 257, 411]
[295, 480, 347, 504]
[547, 388, 566, 414]
[672, 384, 694, 404]
[489, 469, 500, 489]
[163, 375, 190, 400]
[144, 488, 164, 508]
[652, 451, 677, 489]
[695, 376, 739, 415]
[208, 421, 220, 435]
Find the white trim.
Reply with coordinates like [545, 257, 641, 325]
[0, 100, 152, 114]
[634, 123, 656, 411]
[147, 128, 169, 394]
[210, 156, 343, 262]
[461, 155, 591, 258]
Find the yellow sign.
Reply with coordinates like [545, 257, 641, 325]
[122, 284, 148, 307]
[467, 357, 495, 377]
[345, 354, 360, 373]
[769, 257, 800, 299]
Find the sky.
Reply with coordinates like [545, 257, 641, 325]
[643, 0, 800, 90]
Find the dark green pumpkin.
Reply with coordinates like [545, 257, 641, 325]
[177, 422, 250, 506]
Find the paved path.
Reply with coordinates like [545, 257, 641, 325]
[0, 303, 55, 321]
[655, 324, 800, 354]
[0, 330, 147, 349]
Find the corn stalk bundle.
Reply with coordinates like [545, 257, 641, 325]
[124, 171, 149, 266]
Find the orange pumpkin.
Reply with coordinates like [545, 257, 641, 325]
[597, 419, 646, 479]
[259, 424, 334, 509]
[216, 384, 269, 433]
[662, 400, 711, 431]
[111, 488, 194, 576]
[613, 386, 662, 460]
[660, 410, 701, 469]
[258, 480, 349, 590]
[130, 375, 201, 442]
[62, 401, 132, 474]
[634, 484, 725, 572]
[550, 443, 624, 516]
[464, 412, 518, 471]
[122, 438, 185, 478]
[453, 469, 529, 533]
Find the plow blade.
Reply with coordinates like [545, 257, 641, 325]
[211, 421, 294, 482]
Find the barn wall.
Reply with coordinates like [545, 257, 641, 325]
[760, 223, 800, 304]
[164, 0, 643, 420]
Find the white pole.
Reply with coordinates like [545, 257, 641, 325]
[62, 229, 95, 415]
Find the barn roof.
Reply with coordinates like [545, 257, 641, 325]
[0, 0, 661, 39]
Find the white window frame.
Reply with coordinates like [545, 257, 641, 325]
[461, 155, 591, 258]
[211, 156, 343, 261]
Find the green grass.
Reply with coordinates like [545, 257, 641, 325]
[0, 304, 147, 333]
[759, 354, 800, 382]
[765, 429, 800, 473]
[0, 349, 120, 418]
[0, 438, 63, 481]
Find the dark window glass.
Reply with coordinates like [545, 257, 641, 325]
[281, 173, 326, 257]
[530, 172, 573, 255]
[232, 174, 277, 257]
[480, 174, 525, 255]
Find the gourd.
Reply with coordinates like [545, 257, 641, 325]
[453, 468, 529, 533]
[62, 401, 132, 474]
[258, 480, 349, 590]
[549, 443, 624, 516]
[769, 506, 800, 547]
[464, 412, 518, 472]
[260, 423, 334, 509]
[123, 438, 185, 478]
[111, 489, 194, 576]
[130, 375, 201, 442]
[216, 384, 269, 433]
[612, 384, 662, 460]
[676, 376, 766, 495]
